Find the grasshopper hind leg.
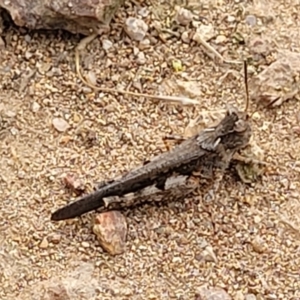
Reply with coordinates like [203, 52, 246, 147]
[202, 169, 225, 203]
[163, 135, 187, 151]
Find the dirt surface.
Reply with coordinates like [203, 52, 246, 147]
[1, 0, 300, 299]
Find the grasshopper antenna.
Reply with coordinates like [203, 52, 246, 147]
[243, 60, 250, 113]
[244, 60, 260, 119]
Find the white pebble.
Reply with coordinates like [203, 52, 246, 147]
[125, 17, 148, 41]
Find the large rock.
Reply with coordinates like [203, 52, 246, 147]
[250, 50, 300, 107]
[0, 0, 123, 35]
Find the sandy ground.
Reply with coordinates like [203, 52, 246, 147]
[0, 0, 300, 299]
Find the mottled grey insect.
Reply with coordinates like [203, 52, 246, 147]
[51, 63, 251, 221]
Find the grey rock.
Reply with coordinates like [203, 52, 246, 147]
[0, 0, 123, 35]
[125, 17, 148, 41]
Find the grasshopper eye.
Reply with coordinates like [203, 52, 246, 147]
[226, 104, 238, 116]
[234, 120, 247, 132]
[213, 137, 221, 148]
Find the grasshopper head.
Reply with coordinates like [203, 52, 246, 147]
[221, 106, 252, 151]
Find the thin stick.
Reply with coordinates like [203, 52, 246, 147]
[75, 35, 199, 106]
[193, 34, 242, 65]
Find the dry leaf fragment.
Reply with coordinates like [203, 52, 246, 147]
[235, 161, 264, 183]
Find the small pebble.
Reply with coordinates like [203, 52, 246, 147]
[52, 117, 70, 132]
[139, 38, 150, 50]
[245, 294, 257, 300]
[227, 15, 236, 22]
[181, 31, 190, 43]
[10, 127, 19, 135]
[215, 35, 227, 44]
[251, 236, 266, 253]
[138, 7, 149, 17]
[37, 62, 52, 74]
[176, 7, 193, 25]
[82, 86, 93, 94]
[125, 17, 148, 41]
[81, 241, 90, 248]
[49, 234, 61, 244]
[136, 52, 146, 65]
[133, 46, 139, 55]
[203, 246, 218, 263]
[32, 102, 40, 112]
[5, 110, 16, 117]
[253, 215, 262, 224]
[235, 291, 245, 300]
[245, 15, 257, 26]
[25, 51, 33, 60]
[24, 34, 31, 42]
[40, 237, 49, 249]
[193, 24, 215, 42]
[196, 286, 232, 300]
[102, 39, 113, 51]
[17, 170, 26, 179]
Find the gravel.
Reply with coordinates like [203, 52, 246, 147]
[0, 0, 300, 299]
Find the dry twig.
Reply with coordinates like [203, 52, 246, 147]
[75, 35, 199, 106]
[193, 33, 242, 65]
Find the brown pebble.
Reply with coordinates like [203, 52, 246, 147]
[49, 234, 61, 244]
[93, 211, 127, 255]
[251, 236, 266, 253]
[63, 173, 85, 193]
